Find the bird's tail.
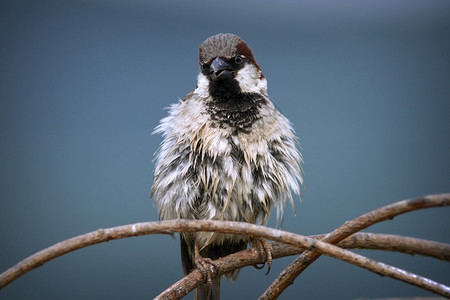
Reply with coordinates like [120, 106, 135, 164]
[194, 276, 221, 300]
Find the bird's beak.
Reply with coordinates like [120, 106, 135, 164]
[210, 57, 233, 80]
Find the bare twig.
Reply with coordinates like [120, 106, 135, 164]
[341, 233, 450, 260]
[1, 193, 449, 299]
[2, 228, 449, 296]
[153, 222, 450, 299]
[259, 193, 450, 300]
[338, 232, 450, 261]
[156, 233, 450, 300]
[276, 233, 450, 261]
[2, 226, 449, 295]
[2, 220, 449, 298]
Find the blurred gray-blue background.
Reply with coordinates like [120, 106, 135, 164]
[1, 0, 449, 299]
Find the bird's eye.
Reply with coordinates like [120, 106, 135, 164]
[234, 55, 244, 65]
[201, 63, 211, 74]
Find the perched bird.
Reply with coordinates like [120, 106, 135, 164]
[152, 33, 303, 299]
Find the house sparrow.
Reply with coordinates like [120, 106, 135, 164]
[152, 33, 303, 299]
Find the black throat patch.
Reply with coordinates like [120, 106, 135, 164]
[207, 78, 267, 132]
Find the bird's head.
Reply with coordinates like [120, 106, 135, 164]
[196, 33, 267, 97]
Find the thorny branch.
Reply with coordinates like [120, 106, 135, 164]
[0, 193, 449, 299]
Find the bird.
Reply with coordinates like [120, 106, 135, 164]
[152, 33, 303, 299]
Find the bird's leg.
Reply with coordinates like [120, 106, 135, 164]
[194, 242, 218, 286]
[252, 238, 273, 274]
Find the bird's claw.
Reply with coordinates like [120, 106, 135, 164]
[252, 238, 273, 275]
[194, 255, 218, 287]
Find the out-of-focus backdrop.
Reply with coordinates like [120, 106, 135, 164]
[1, 1, 449, 299]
